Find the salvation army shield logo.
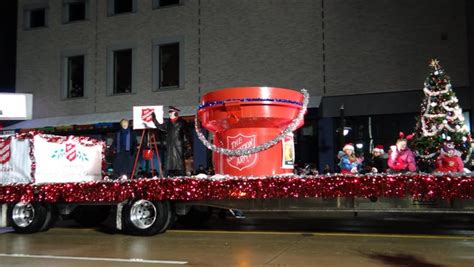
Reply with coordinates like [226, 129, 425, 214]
[51, 142, 89, 162]
[141, 108, 155, 123]
[226, 134, 258, 171]
[65, 143, 77, 162]
[0, 137, 11, 164]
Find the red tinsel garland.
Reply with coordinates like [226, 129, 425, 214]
[38, 134, 104, 147]
[0, 174, 473, 203]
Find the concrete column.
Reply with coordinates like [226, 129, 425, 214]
[318, 117, 335, 172]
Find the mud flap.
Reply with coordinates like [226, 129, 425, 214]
[0, 204, 7, 227]
[116, 201, 125, 231]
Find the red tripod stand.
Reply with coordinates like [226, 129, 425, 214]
[131, 129, 163, 179]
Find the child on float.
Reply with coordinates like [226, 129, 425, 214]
[364, 145, 388, 173]
[435, 142, 464, 173]
[387, 133, 417, 173]
[338, 144, 361, 174]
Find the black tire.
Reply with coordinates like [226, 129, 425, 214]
[177, 206, 213, 228]
[8, 202, 53, 234]
[167, 203, 178, 229]
[40, 204, 57, 232]
[122, 199, 172, 236]
[72, 205, 111, 227]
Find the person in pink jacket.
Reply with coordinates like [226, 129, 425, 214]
[387, 133, 417, 173]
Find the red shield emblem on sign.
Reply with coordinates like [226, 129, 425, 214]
[0, 137, 11, 164]
[141, 108, 154, 123]
[65, 143, 77, 162]
[226, 134, 258, 171]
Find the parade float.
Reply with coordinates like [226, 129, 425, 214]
[0, 86, 473, 236]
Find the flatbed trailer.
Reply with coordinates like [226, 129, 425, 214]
[1, 174, 473, 236]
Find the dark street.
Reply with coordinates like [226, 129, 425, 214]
[0, 213, 473, 266]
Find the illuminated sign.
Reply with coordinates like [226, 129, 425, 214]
[0, 93, 33, 120]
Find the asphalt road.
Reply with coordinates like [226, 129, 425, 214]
[0, 213, 473, 267]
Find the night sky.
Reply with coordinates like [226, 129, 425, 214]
[0, 0, 17, 91]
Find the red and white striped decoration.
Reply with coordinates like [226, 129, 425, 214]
[65, 143, 77, 162]
[0, 137, 12, 164]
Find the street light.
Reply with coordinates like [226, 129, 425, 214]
[343, 127, 352, 136]
[339, 105, 345, 148]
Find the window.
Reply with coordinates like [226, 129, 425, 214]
[108, 0, 136, 16]
[159, 43, 180, 88]
[30, 9, 45, 27]
[107, 44, 136, 95]
[24, 7, 47, 29]
[153, 0, 180, 9]
[159, 43, 179, 88]
[61, 51, 87, 100]
[113, 49, 133, 94]
[153, 40, 182, 91]
[115, 0, 132, 13]
[69, 2, 85, 21]
[67, 56, 85, 98]
[63, 0, 88, 23]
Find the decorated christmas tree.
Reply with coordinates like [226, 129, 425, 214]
[410, 59, 472, 170]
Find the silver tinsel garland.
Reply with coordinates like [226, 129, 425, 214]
[194, 88, 309, 157]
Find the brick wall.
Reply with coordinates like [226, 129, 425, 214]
[16, 0, 469, 119]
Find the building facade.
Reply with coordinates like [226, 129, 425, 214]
[16, 0, 470, 118]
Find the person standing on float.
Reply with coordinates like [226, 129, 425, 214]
[112, 119, 137, 178]
[364, 145, 388, 173]
[151, 106, 188, 177]
[435, 142, 464, 173]
[387, 133, 417, 173]
[338, 144, 360, 174]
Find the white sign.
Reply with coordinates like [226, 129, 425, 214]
[0, 136, 33, 184]
[282, 133, 295, 169]
[0, 93, 33, 120]
[133, 106, 163, 130]
[34, 135, 103, 183]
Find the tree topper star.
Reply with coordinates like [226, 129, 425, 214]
[430, 59, 440, 68]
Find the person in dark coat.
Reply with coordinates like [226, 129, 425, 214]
[364, 145, 388, 173]
[112, 119, 137, 178]
[152, 106, 188, 177]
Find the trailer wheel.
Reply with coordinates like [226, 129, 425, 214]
[72, 206, 111, 227]
[9, 202, 53, 234]
[122, 200, 172, 236]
